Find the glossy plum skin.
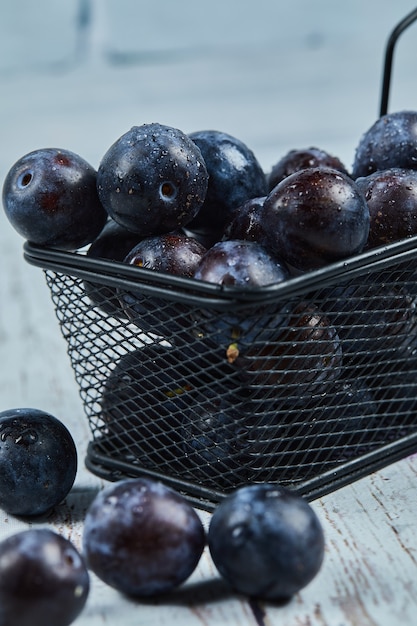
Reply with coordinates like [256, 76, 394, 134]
[208, 483, 324, 600]
[0, 408, 77, 516]
[234, 302, 342, 402]
[97, 123, 209, 235]
[223, 196, 268, 245]
[123, 232, 207, 276]
[2, 148, 107, 250]
[268, 146, 349, 190]
[187, 130, 267, 231]
[83, 478, 206, 597]
[119, 233, 207, 336]
[192, 240, 290, 357]
[262, 167, 370, 271]
[352, 110, 417, 178]
[355, 168, 417, 248]
[0, 528, 89, 626]
[193, 240, 288, 287]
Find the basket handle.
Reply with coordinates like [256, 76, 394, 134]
[380, 6, 417, 117]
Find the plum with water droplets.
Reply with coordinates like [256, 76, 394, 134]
[352, 110, 417, 178]
[261, 166, 370, 272]
[97, 123, 209, 235]
[355, 167, 417, 248]
[268, 146, 349, 190]
[82, 478, 206, 597]
[0, 408, 77, 517]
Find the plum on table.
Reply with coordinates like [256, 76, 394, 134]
[0, 528, 89, 626]
[208, 483, 324, 600]
[82, 478, 206, 597]
[0, 408, 77, 517]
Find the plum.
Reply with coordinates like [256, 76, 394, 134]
[97, 123, 208, 235]
[208, 483, 324, 600]
[187, 129, 267, 232]
[352, 110, 417, 178]
[355, 168, 417, 248]
[0, 408, 77, 517]
[262, 166, 370, 272]
[82, 478, 206, 597]
[2, 148, 107, 250]
[268, 146, 349, 190]
[0, 528, 89, 626]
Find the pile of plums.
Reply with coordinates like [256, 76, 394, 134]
[3, 113, 417, 487]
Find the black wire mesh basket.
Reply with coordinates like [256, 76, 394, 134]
[23, 8, 417, 511]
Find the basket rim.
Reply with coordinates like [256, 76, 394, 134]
[23, 235, 417, 308]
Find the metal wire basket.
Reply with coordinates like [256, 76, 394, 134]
[23, 8, 417, 511]
[24, 232, 417, 511]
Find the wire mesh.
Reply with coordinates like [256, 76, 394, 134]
[34, 245, 417, 510]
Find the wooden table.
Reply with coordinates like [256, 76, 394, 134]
[1, 2, 417, 623]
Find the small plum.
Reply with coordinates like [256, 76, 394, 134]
[208, 483, 324, 600]
[82, 478, 206, 597]
[2, 148, 107, 250]
[0, 408, 77, 517]
[0, 528, 89, 626]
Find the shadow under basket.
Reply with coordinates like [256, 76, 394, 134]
[24, 237, 417, 511]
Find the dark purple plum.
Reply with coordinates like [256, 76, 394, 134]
[223, 196, 268, 245]
[352, 110, 417, 178]
[99, 344, 195, 467]
[233, 302, 343, 402]
[262, 167, 370, 271]
[180, 390, 265, 486]
[187, 130, 267, 232]
[118, 232, 207, 337]
[268, 146, 349, 190]
[0, 529, 89, 626]
[191, 240, 290, 359]
[84, 218, 144, 318]
[355, 168, 417, 248]
[123, 232, 207, 276]
[82, 478, 206, 597]
[96, 123, 208, 235]
[0, 408, 77, 517]
[2, 148, 107, 250]
[322, 280, 416, 362]
[208, 483, 325, 600]
[193, 239, 288, 287]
